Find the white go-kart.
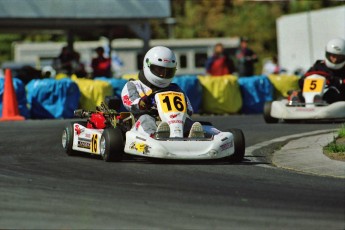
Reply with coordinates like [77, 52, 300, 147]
[264, 74, 345, 123]
[62, 90, 245, 162]
[124, 90, 245, 162]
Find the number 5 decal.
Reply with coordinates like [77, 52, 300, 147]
[309, 80, 317, 90]
[303, 78, 325, 93]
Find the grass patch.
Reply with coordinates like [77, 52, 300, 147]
[323, 127, 345, 161]
[338, 123, 345, 138]
[324, 141, 345, 153]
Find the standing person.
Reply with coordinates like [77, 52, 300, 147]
[236, 37, 258, 77]
[121, 46, 204, 138]
[91, 46, 112, 78]
[205, 43, 235, 76]
[54, 46, 75, 75]
[297, 38, 345, 104]
[72, 52, 87, 78]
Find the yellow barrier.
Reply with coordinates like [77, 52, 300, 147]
[55, 73, 69, 80]
[268, 74, 300, 98]
[72, 78, 113, 110]
[198, 75, 242, 114]
[122, 73, 139, 81]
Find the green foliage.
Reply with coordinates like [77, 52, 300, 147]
[0, 34, 22, 62]
[151, 0, 343, 73]
[338, 124, 345, 138]
[325, 142, 345, 153]
[0, 0, 343, 67]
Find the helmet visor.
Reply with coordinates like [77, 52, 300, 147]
[326, 52, 345, 64]
[150, 64, 176, 79]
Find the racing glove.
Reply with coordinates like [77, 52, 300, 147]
[139, 95, 152, 110]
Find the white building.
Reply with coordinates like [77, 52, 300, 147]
[277, 5, 345, 74]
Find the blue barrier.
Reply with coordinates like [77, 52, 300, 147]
[26, 78, 80, 119]
[238, 75, 274, 113]
[0, 77, 30, 118]
[95, 77, 128, 111]
[173, 75, 202, 113]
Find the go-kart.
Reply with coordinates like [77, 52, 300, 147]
[124, 90, 245, 162]
[61, 98, 134, 162]
[264, 74, 345, 123]
[62, 90, 245, 162]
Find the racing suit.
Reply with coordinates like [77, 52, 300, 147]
[299, 60, 345, 104]
[121, 70, 194, 137]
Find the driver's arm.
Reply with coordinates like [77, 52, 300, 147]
[121, 81, 144, 113]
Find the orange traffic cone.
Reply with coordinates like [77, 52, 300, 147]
[0, 69, 25, 121]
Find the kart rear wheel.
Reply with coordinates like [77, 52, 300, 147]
[228, 128, 245, 163]
[62, 122, 76, 156]
[100, 127, 124, 162]
[263, 101, 278, 123]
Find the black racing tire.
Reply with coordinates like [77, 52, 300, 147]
[62, 122, 77, 156]
[228, 128, 245, 163]
[100, 127, 124, 162]
[263, 101, 278, 123]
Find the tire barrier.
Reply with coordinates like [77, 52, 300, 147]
[238, 75, 274, 114]
[72, 77, 113, 111]
[26, 78, 80, 119]
[95, 77, 128, 111]
[122, 73, 139, 81]
[268, 74, 300, 98]
[1, 74, 303, 118]
[0, 77, 29, 119]
[172, 75, 202, 113]
[198, 75, 242, 114]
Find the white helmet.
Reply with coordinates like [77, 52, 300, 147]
[143, 46, 177, 88]
[325, 38, 345, 70]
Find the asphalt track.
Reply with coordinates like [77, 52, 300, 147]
[0, 115, 344, 229]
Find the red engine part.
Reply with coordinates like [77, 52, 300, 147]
[87, 113, 106, 129]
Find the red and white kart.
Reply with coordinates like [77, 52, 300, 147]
[264, 74, 345, 123]
[62, 90, 245, 162]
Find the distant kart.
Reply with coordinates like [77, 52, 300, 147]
[62, 89, 245, 162]
[264, 74, 345, 123]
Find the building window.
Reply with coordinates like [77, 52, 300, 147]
[194, 52, 208, 68]
[179, 54, 187, 68]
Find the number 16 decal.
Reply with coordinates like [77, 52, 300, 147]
[91, 134, 98, 153]
[158, 92, 187, 113]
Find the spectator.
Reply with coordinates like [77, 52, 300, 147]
[236, 37, 258, 77]
[91, 46, 112, 78]
[72, 52, 87, 78]
[262, 56, 281, 75]
[53, 46, 76, 75]
[205, 43, 235, 76]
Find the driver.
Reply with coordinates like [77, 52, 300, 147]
[297, 38, 345, 104]
[121, 46, 204, 138]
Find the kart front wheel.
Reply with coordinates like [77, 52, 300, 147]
[62, 122, 76, 156]
[228, 128, 245, 163]
[263, 101, 278, 123]
[100, 127, 124, 162]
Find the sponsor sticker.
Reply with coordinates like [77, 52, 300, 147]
[169, 113, 179, 119]
[129, 142, 151, 155]
[122, 95, 132, 106]
[295, 108, 315, 112]
[135, 121, 141, 130]
[78, 140, 91, 149]
[220, 141, 233, 151]
[168, 120, 183, 125]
